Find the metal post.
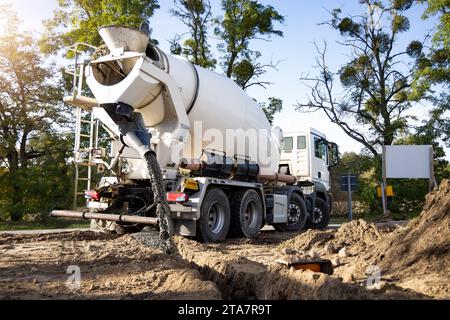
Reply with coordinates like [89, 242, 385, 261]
[77, 62, 85, 99]
[381, 146, 388, 216]
[429, 146, 436, 191]
[347, 174, 353, 221]
[72, 45, 78, 99]
[87, 112, 95, 191]
[380, 183, 387, 217]
[73, 106, 82, 210]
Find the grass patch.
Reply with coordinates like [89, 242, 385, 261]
[0, 218, 89, 231]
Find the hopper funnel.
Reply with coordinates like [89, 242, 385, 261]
[99, 26, 150, 75]
[99, 25, 149, 53]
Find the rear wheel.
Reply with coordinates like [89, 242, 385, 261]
[229, 189, 263, 239]
[197, 188, 231, 242]
[307, 197, 330, 230]
[273, 193, 307, 232]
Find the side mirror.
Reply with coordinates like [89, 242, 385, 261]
[328, 142, 340, 168]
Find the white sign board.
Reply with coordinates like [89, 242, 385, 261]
[385, 145, 432, 179]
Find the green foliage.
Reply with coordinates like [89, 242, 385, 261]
[40, 0, 160, 54]
[419, 0, 450, 47]
[231, 52, 278, 90]
[0, 133, 74, 222]
[330, 140, 449, 216]
[170, 0, 285, 89]
[170, 0, 216, 69]
[410, 1, 449, 144]
[259, 97, 283, 125]
[215, 0, 284, 78]
[393, 0, 414, 10]
[298, 0, 422, 161]
[0, 12, 73, 221]
[330, 152, 380, 215]
[233, 59, 256, 88]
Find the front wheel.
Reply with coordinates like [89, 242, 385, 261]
[307, 197, 330, 230]
[197, 188, 231, 242]
[273, 193, 308, 232]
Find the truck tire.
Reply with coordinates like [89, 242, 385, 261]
[197, 188, 231, 242]
[273, 193, 307, 232]
[307, 197, 330, 230]
[229, 189, 263, 239]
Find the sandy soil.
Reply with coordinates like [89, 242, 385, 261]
[0, 231, 220, 300]
[0, 181, 448, 300]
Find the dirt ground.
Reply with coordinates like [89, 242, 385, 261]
[0, 232, 221, 300]
[0, 180, 448, 300]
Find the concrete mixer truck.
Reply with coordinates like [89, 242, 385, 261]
[51, 25, 339, 242]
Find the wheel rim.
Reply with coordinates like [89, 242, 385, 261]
[311, 207, 324, 224]
[288, 203, 301, 224]
[243, 200, 258, 228]
[208, 201, 225, 234]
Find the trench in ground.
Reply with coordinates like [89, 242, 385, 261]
[172, 236, 373, 300]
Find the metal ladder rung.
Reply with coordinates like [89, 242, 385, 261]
[76, 163, 95, 167]
[81, 119, 94, 124]
[80, 134, 91, 138]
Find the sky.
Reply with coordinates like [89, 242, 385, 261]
[1, 0, 447, 158]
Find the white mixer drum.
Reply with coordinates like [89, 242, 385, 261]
[86, 26, 283, 178]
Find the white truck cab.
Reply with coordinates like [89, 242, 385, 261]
[279, 128, 339, 229]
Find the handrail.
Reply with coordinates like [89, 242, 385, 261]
[64, 42, 98, 99]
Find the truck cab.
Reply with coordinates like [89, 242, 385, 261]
[279, 128, 339, 229]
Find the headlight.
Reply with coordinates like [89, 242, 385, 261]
[301, 185, 315, 195]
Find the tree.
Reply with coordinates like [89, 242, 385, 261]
[411, 0, 449, 145]
[40, 0, 160, 54]
[413, 0, 449, 87]
[0, 13, 71, 220]
[259, 97, 283, 125]
[232, 54, 281, 90]
[170, 0, 216, 69]
[329, 151, 379, 215]
[296, 0, 421, 159]
[215, 0, 285, 87]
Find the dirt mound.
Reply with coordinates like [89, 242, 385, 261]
[334, 219, 382, 246]
[278, 229, 334, 252]
[373, 180, 450, 275]
[276, 180, 450, 298]
[277, 219, 386, 257]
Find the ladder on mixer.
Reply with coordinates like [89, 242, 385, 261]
[73, 109, 99, 209]
[64, 42, 99, 210]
